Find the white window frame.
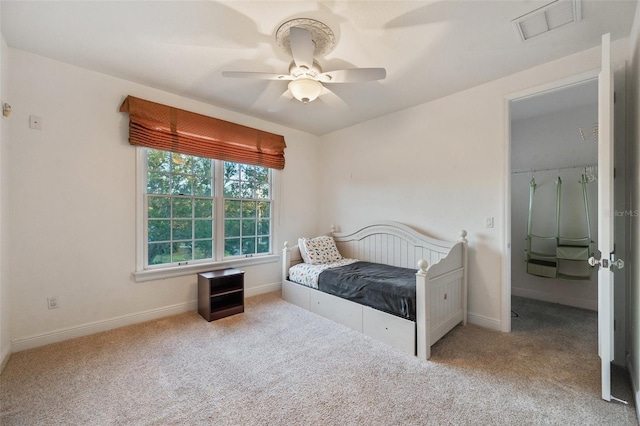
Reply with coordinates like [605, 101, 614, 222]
[133, 148, 279, 282]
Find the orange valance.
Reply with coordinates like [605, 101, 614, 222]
[119, 96, 286, 169]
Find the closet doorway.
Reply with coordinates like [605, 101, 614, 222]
[510, 78, 599, 311]
[506, 65, 628, 396]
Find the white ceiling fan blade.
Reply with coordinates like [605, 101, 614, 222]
[268, 90, 294, 112]
[221, 71, 293, 81]
[318, 86, 349, 109]
[289, 26, 314, 70]
[318, 68, 386, 83]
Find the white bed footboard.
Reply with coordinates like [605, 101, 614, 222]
[282, 221, 468, 360]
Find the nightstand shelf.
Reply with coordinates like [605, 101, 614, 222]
[198, 269, 244, 321]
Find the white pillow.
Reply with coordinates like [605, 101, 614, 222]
[298, 238, 311, 264]
[301, 235, 343, 264]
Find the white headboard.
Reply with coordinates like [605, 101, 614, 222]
[332, 221, 466, 272]
[282, 220, 467, 280]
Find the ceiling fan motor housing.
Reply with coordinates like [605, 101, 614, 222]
[289, 60, 322, 78]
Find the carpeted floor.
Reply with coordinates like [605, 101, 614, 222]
[0, 293, 637, 425]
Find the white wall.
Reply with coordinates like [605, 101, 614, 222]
[510, 104, 599, 309]
[511, 103, 598, 172]
[626, 2, 640, 416]
[317, 39, 629, 331]
[6, 48, 321, 350]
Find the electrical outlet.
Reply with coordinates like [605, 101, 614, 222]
[29, 115, 43, 130]
[47, 296, 59, 310]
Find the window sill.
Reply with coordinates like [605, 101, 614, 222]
[133, 254, 279, 282]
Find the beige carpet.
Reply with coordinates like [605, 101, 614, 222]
[1, 293, 637, 425]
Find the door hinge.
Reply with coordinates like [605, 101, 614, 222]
[614, 91, 616, 103]
[610, 256, 625, 270]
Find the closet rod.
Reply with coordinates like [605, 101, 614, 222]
[511, 163, 597, 175]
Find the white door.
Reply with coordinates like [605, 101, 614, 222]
[595, 32, 616, 402]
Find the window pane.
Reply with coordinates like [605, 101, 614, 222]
[148, 220, 170, 242]
[257, 219, 270, 236]
[225, 238, 240, 256]
[147, 172, 170, 194]
[239, 164, 252, 180]
[148, 243, 171, 265]
[257, 237, 270, 254]
[242, 219, 256, 236]
[171, 154, 192, 174]
[193, 157, 211, 176]
[172, 198, 192, 218]
[241, 201, 256, 218]
[171, 174, 192, 195]
[193, 175, 212, 196]
[225, 219, 240, 237]
[255, 166, 268, 183]
[257, 201, 270, 218]
[241, 237, 256, 255]
[194, 240, 212, 260]
[194, 220, 212, 239]
[148, 149, 170, 172]
[240, 181, 254, 198]
[172, 242, 192, 262]
[224, 180, 240, 198]
[194, 199, 213, 218]
[225, 200, 241, 218]
[148, 196, 171, 218]
[257, 183, 270, 199]
[173, 220, 192, 240]
[223, 162, 239, 180]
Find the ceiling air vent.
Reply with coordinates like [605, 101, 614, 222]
[512, 0, 582, 41]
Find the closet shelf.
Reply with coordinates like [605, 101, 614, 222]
[524, 173, 594, 281]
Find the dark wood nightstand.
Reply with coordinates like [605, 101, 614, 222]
[197, 269, 244, 321]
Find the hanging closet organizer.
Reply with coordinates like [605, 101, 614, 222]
[525, 172, 594, 280]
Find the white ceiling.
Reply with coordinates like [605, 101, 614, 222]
[1, 0, 637, 135]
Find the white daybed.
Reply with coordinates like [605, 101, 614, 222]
[281, 221, 468, 360]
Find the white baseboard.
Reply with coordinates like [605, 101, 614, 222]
[0, 346, 10, 374]
[468, 312, 502, 331]
[246, 281, 281, 298]
[11, 300, 198, 353]
[512, 287, 598, 311]
[627, 356, 640, 422]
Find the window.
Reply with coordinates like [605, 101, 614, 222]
[222, 163, 272, 257]
[141, 148, 274, 274]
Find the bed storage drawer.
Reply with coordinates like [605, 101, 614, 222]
[363, 306, 415, 355]
[310, 290, 363, 332]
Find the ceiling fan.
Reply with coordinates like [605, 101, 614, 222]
[221, 18, 386, 110]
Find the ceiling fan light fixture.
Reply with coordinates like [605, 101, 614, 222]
[288, 78, 322, 104]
